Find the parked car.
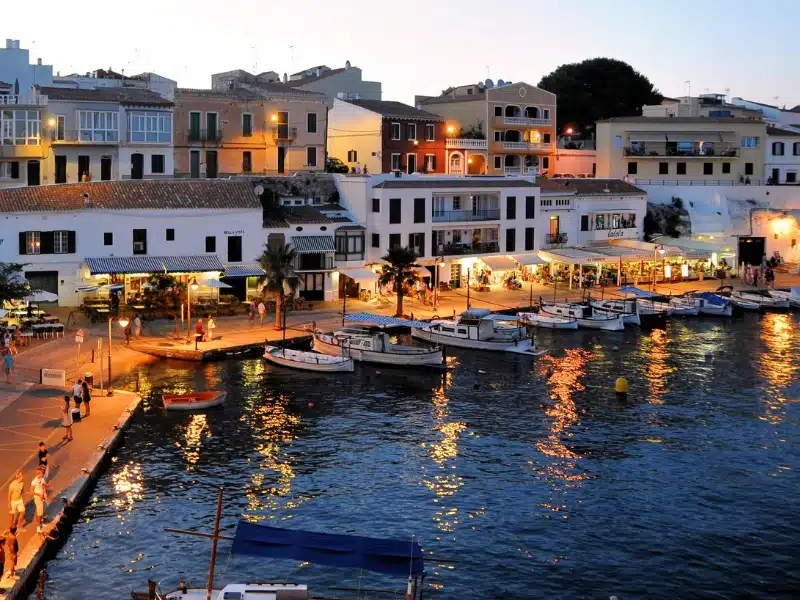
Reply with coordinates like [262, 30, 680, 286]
[575, 173, 595, 178]
[326, 157, 349, 173]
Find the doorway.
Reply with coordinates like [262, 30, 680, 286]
[131, 153, 144, 179]
[24, 271, 58, 295]
[738, 237, 765, 267]
[407, 154, 417, 174]
[101, 156, 112, 181]
[299, 273, 325, 300]
[27, 160, 40, 186]
[78, 155, 90, 181]
[190, 151, 200, 178]
[450, 263, 462, 289]
[206, 151, 218, 178]
[277, 146, 286, 174]
[54, 156, 67, 184]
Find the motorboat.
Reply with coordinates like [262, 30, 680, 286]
[731, 290, 790, 310]
[263, 345, 354, 372]
[136, 582, 309, 600]
[162, 390, 227, 411]
[667, 296, 701, 316]
[312, 326, 443, 367]
[540, 302, 625, 331]
[688, 292, 734, 317]
[769, 288, 800, 308]
[411, 308, 544, 354]
[518, 311, 579, 330]
[590, 298, 641, 326]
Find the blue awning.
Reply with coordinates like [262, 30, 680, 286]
[617, 286, 657, 297]
[292, 235, 335, 254]
[344, 312, 430, 328]
[231, 521, 424, 577]
[85, 255, 224, 275]
[223, 263, 266, 277]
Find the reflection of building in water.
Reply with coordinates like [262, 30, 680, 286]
[759, 313, 797, 424]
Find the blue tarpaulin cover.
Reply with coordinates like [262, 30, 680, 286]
[344, 312, 430, 329]
[694, 292, 728, 306]
[617, 286, 657, 297]
[231, 521, 425, 576]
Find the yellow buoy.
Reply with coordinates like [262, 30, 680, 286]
[615, 377, 629, 394]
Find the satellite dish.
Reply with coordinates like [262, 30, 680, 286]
[497, 79, 505, 86]
[254, 184, 264, 196]
[485, 79, 494, 89]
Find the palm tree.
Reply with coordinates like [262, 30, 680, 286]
[257, 244, 298, 330]
[378, 246, 420, 317]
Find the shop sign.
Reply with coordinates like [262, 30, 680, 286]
[41, 368, 66, 387]
[595, 228, 635, 240]
[224, 230, 245, 235]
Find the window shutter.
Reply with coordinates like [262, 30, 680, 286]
[40, 231, 55, 254]
[19, 232, 26, 255]
[408, 233, 413, 247]
[67, 231, 76, 254]
[10, 161, 20, 179]
[431, 155, 437, 170]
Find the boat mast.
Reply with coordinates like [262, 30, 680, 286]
[206, 487, 224, 600]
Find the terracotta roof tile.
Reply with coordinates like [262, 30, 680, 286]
[343, 100, 443, 121]
[538, 179, 646, 196]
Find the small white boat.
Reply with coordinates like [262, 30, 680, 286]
[540, 303, 625, 331]
[767, 289, 800, 308]
[162, 391, 227, 411]
[689, 292, 733, 316]
[731, 290, 790, 310]
[149, 583, 308, 600]
[518, 311, 578, 330]
[263, 345, 354, 372]
[313, 327, 443, 367]
[590, 299, 641, 326]
[411, 309, 544, 354]
[668, 296, 700, 316]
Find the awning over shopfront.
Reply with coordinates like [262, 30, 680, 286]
[292, 235, 335, 253]
[85, 255, 224, 275]
[412, 266, 432, 277]
[589, 243, 653, 261]
[339, 267, 378, 284]
[539, 248, 617, 264]
[512, 253, 547, 266]
[222, 263, 265, 277]
[479, 255, 517, 270]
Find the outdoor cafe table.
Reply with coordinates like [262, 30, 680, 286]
[42, 315, 60, 322]
[10, 309, 44, 316]
[32, 323, 65, 338]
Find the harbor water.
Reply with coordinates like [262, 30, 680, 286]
[35, 313, 799, 599]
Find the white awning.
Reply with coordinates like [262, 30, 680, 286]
[628, 131, 668, 142]
[479, 256, 517, 270]
[413, 266, 432, 277]
[512, 253, 547, 266]
[339, 267, 378, 284]
[539, 248, 618, 264]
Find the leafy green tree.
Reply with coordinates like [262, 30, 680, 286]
[257, 244, 299, 330]
[146, 273, 183, 336]
[0, 263, 31, 304]
[538, 58, 662, 134]
[378, 246, 420, 317]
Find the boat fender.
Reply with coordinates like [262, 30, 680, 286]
[704, 351, 712, 361]
[612, 345, 619, 351]
[615, 377, 628, 401]
[478, 369, 486, 374]
[308, 402, 314, 408]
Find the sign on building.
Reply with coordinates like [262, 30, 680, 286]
[41, 368, 66, 387]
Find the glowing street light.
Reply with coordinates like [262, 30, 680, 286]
[446, 125, 455, 135]
[564, 126, 574, 136]
[47, 117, 56, 128]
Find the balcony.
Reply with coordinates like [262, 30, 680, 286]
[432, 208, 501, 223]
[293, 254, 334, 271]
[0, 93, 47, 106]
[544, 233, 568, 247]
[433, 241, 500, 257]
[623, 144, 739, 158]
[502, 141, 551, 151]
[504, 116, 552, 127]
[187, 129, 223, 143]
[446, 138, 488, 149]
[51, 130, 120, 145]
[272, 126, 297, 142]
[504, 167, 521, 176]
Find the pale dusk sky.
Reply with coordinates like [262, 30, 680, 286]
[6, 0, 800, 108]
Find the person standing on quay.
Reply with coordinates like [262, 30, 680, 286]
[133, 314, 142, 339]
[7, 472, 25, 529]
[72, 378, 83, 416]
[3, 349, 12, 384]
[61, 396, 73, 442]
[38, 441, 49, 480]
[3, 526, 18, 579]
[249, 299, 257, 326]
[29, 467, 48, 533]
[206, 315, 216, 341]
[81, 380, 92, 418]
[258, 300, 266, 327]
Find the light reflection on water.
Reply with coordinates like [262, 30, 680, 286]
[36, 314, 800, 600]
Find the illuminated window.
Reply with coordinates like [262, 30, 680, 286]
[26, 231, 40, 255]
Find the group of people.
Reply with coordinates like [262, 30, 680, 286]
[743, 263, 777, 288]
[193, 315, 217, 341]
[123, 314, 143, 345]
[249, 300, 268, 327]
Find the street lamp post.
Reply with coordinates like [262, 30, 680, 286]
[108, 315, 129, 396]
[651, 245, 665, 291]
[187, 277, 199, 341]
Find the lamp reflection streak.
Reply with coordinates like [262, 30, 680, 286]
[644, 328, 673, 404]
[758, 314, 798, 424]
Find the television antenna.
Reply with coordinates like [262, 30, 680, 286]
[684, 80, 691, 97]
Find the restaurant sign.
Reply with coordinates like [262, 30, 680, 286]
[41, 368, 66, 387]
[594, 228, 637, 241]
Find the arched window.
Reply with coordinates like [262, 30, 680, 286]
[504, 155, 520, 167]
[505, 130, 521, 142]
[504, 105, 521, 118]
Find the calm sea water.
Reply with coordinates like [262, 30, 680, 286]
[35, 313, 799, 600]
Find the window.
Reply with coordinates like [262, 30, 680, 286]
[371, 233, 380, 248]
[0, 109, 41, 146]
[104, 232, 113, 246]
[787, 171, 797, 183]
[307, 112, 317, 134]
[372, 198, 380, 213]
[494, 131, 503, 142]
[659, 162, 668, 175]
[190, 151, 200, 178]
[525, 227, 534, 251]
[452, 196, 461, 210]
[525, 196, 536, 219]
[542, 156, 550, 169]
[242, 151, 252, 172]
[408, 233, 425, 256]
[407, 154, 417, 174]
[703, 162, 713, 175]
[677, 162, 687, 175]
[26, 231, 40, 255]
[205, 236, 216, 253]
[166, 228, 175, 241]
[128, 111, 171, 143]
[391, 153, 401, 171]
[424, 154, 436, 172]
[55, 115, 65, 141]
[151, 154, 165, 174]
[53, 230, 69, 254]
[580, 215, 589, 231]
[627, 162, 638, 175]
[505, 228, 515, 252]
[206, 112, 218, 138]
[722, 162, 731, 174]
[133, 229, 147, 255]
[543, 109, 550, 120]
[228, 235, 243, 262]
[615, 135, 622, 149]
[494, 106, 502, 117]
[772, 141, 785, 156]
[242, 113, 252, 137]
[389, 233, 401, 249]
[407, 123, 416, 140]
[794, 142, 800, 156]
[389, 198, 401, 224]
[206, 150, 218, 178]
[425, 123, 435, 141]
[78, 110, 119, 142]
[507, 196, 516, 219]
[391, 123, 401, 140]
[347, 150, 358, 163]
[414, 197, 426, 223]
[543, 133, 551, 144]
[741, 136, 759, 149]
[494, 156, 502, 169]
[0, 161, 20, 179]
[745, 162, 754, 175]
[305, 147, 317, 167]
[188, 112, 201, 139]
[78, 155, 90, 181]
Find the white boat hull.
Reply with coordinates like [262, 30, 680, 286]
[411, 327, 541, 353]
[518, 312, 578, 330]
[264, 346, 354, 372]
[162, 391, 227, 411]
[768, 290, 800, 308]
[697, 302, 733, 317]
[540, 305, 625, 331]
[312, 335, 443, 367]
[732, 292, 790, 309]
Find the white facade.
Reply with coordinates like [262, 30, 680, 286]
[0, 39, 53, 95]
[327, 99, 383, 173]
[765, 129, 800, 184]
[51, 72, 177, 101]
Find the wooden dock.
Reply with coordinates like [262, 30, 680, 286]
[129, 333, 312, 361]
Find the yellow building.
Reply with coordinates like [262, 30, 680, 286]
[416, 80, 556, 177]
[595, 117, 767, 183]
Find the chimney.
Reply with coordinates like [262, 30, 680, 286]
[5, 39, 13, 49]
[37, 58, 42, 65]
[283, 73, 288, 83]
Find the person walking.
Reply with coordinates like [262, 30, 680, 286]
[7, 472, 25, 529]
[3, 526, 18, 579]
[765, 267, 775, 288]
[258, 300, 266, 327]
[29, 467, 48, 532]
[61, 396, 73, 442]
[133, 314, 142, 339]
[205, 315, 216, 341]
[194, 319, 205, 344]
[124, 319, 132, 346]
[72, 378, 83, 416]
[249, 300, 257, 326]
[38, 441, 49, 480]
[81, 380, 92, 418]
[3, 349, 12, 384]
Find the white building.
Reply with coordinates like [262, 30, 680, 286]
[765, 126, 800, 184]
[0, 180, 264, 306]
[0, 39, 53, 96]
[51, 69, 177, 101]
[730, 97, 800, 131]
